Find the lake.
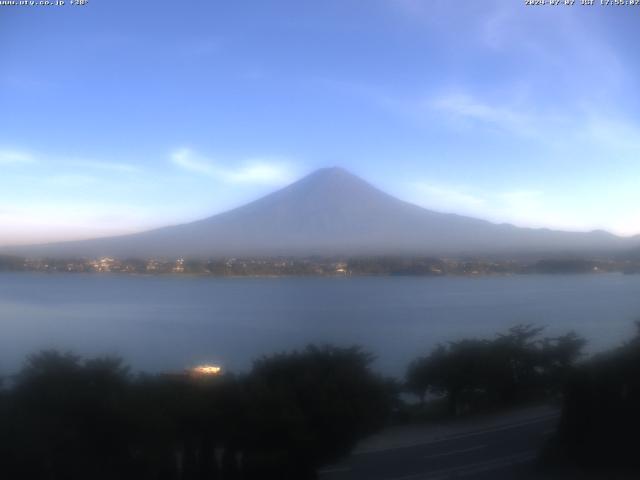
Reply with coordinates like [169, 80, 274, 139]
[1, 272, 639, 377]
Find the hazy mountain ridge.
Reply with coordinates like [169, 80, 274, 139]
[3, 167, 637, 259]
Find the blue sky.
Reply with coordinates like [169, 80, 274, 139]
[2, 0, 640, 245]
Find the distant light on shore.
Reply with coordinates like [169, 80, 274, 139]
[189, 364, 222, 377]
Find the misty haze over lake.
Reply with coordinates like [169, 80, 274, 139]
[1, 272, 639, 377]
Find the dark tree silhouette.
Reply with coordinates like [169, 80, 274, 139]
[242, 345, 392, 478]
[554, 322, 640, 472]
[405, 325, 585, 416]
[0, 345, 393, 479]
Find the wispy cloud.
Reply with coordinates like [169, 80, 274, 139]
[430, 93, 531, 134]
[580, 113, 640, 155]
[407, 181, 604, 233]
[46, 174, 98, 187]
[426, 89, 640, 164]
[0, 203, 157, 246]
[0, 149, 35, 165]
[411, 182, 486, 214]
[0, 147, 145, 173]
[67, 160, 141, 173]
[170, 148, 297, 186]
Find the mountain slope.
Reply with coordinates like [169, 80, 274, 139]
[3, 167, 636, 258]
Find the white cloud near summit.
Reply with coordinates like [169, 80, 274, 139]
[170, 148, 297, 186]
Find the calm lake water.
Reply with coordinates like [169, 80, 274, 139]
[1, 273, 640, 377]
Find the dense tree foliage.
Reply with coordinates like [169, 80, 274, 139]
[346, 257, 446, 275]
[1, 325, 620, 478]
[406, 325, 585, 415]
[0, 346, 392, 479]
[553, 323, 640, 471]
[0, 255, 24, 271]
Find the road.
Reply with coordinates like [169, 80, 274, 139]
[319, 409, 559, 480]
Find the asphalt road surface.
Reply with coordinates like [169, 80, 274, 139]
[319, 410, 559, 480]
